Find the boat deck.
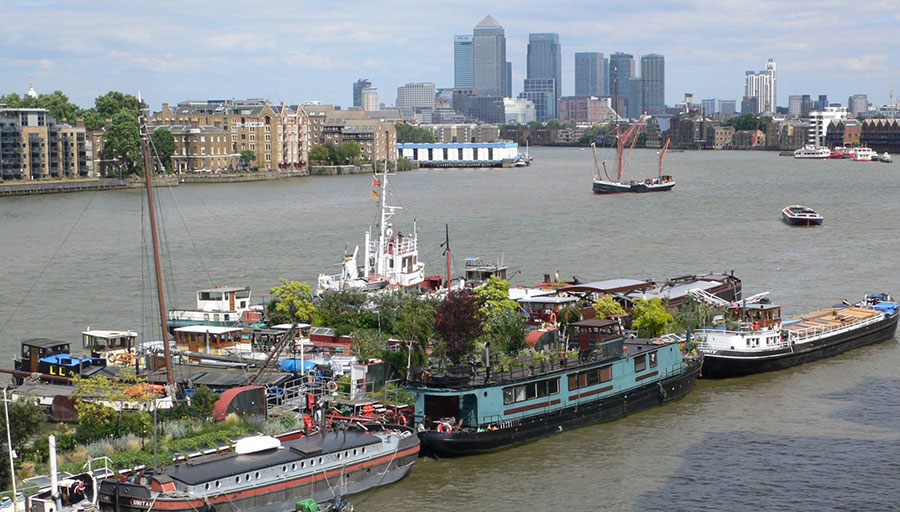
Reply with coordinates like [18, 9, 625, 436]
[784, 306, 880, 332]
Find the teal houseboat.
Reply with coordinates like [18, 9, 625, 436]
[408, 321, 701, 457]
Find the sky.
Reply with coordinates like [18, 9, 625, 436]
[2, 0, 899, 111]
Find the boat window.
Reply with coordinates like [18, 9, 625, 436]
[282, 465, 287, 472]
[255, 472, 260, 479]
[216, 481, 221, 488]
[205, 483, 210, 490]
[502, 378, 561, 405]
[245, 474, 250, 482]
[235, 477, 240, 484]
[319, 457, 324, 464]
[634, 355, 647, 372]
[353, 449, 358, 456]
[649, 352, 657, 368]
[236, 290, 251, 299]
[362, 447, 366, 454]
[310, 459, 315, 467]
[293, 463, 297, 470]
[569, 365, 612, 390]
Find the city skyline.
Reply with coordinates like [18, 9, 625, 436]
[2, 1, 898, 111]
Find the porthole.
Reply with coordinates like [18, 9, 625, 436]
[282, 465, 287, 472]
[216, 481, 221, 488]
[362, 447, 366, 454]
[255, 472, 260, 479]
[345, 451, 350, 458]
[291, 463, 297, 471]
[235, 477, 240, 484]
[301, 461, 306, 468]
[245, 474, 250, 482]
[336, 453, 341, 460]
[205, 483, 210, 490]
[353, 449, 358, 456]
[484, 391, 488, 397]
[318, 457, 323, 464]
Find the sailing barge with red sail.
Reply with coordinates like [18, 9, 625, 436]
[592, 114, 675, 194]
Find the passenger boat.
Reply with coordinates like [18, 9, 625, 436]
[793, 145, 831, 159]
[317, 170, 425, 294]
[167, 286, 258, 333]
[407, 322, 701, 457]
[782, 205, 823, 226]
[693, 291, 899, 378]
[853, 147, 876, 161]
[96, 425, 419, 512]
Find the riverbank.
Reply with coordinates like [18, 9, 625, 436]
[0, 177, 127, 196]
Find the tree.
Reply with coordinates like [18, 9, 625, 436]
[309, 145, 330, 165]
[351, 329, 387, 361]
[190, 385, 218, 420]
[0, 397, 44, 487]
[269, 278, 316, 323]
[149, 128, 175, 172]
[434, 290, 482, 364]
[340, 141, 361, 162]
[82, 109, 105, 131]
[240, 150, 256, 169]
[104, 109, 141, 175]
[0, 91, 82, 123]
[631, 297, 673, 337]
[395, 295, 437, 352]
[474, 276, 519, 318]
[485, 307, 527, 355]
[395, 123, 435, 143]
[593, 295, 626, 319]
[672, 297, 718, 333]
[94, 91, 145, 118]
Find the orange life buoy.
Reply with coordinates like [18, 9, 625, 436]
[327, 381, 338, 392]
[397, 414, 408, 426]
[418, 369, 432, 382]
[436, 422, 452, 433]
[549, 312, 557, 323]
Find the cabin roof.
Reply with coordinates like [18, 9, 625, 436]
[516, 296, 578, 304]
[559, 279, 650, 294]
[197, 286, 250, 294]
[623, 279, 723, 300]
[20, 338, 70, 349]
[174, 326, 243, 334]
[570, 318, 619, 328]
[82, 330, 137, 338]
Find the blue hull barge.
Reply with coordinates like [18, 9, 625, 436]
[408, 330, 700, 457]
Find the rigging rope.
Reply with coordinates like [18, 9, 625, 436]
[0, 190, 99, 335]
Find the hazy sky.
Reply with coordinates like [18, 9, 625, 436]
[2, 0, 898, 111]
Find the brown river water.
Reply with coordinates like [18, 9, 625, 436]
[1, 147, 899, 510]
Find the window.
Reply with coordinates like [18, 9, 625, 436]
[649, 351, 657, 368]
[501, 377, 560, 405]
[568, 365, 613, 390]
[634, 354, 647, 372]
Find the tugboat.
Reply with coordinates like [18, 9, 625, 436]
[407, 322, 701, 457]
[96, 425, 419, 512]
[318, 169, 425, 294]
[782, 205, 823, 226]
[691, 290, 899, 378]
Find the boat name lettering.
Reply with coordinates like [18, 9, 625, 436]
[130, 499, 152, 508]
[48, 365, 75, 377]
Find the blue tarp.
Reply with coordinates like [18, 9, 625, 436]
[278, 359, 318, 372]
[873, 302, 899, 314]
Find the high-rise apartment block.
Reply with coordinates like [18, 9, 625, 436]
[575, 52, 606, 97]
[472, 15, 507, 97]
[353, 79, 372, 108]
[454, 35, 474, 88]
[640, 54, 665, 115]
[701, 98, 717, 114]
[608, 52, 634, 98]
[0, 106, 93, 180]
[396, 82, 436, 110]
[743, 59, 776, 113]
[526, 33, 561, 114]
[361, 88, 379, 111]
[848, 94, 869, 117]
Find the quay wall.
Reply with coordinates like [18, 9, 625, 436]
[0, 178, 127, 196]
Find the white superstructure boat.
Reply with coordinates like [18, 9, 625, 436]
[793, 145, 831, 159]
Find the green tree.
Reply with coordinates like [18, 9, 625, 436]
[340, 141, 361, 162]
[190, 385, 219, 420]
[82, 109, 105, 131]
[269, 278, 317, 323]
[672, 298, 718, 333]
[104, 109, 142, 175]
[394, 123, 436, 143]
[149, 128, 175, 172]
[395, 294, 436, 351]
[309, 145, 330, 165]
[631, 297, 673, 337]
[593, 295, 626, 319]
[0, 397, 44, 487]
[351, 329, 387, 361]
[474, 275, 519, 317]
[485, 307, 527, 355]
[94, 90, 145, 118]
[240, 150, 256, 169]
[0, 91, 82, 123]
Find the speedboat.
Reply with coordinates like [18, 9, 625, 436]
[782, 205, 823, 226]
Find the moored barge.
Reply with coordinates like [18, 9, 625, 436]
[694, 293, 898, 378]
[408, 324, 700, 457]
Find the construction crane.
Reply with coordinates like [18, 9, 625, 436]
[752, 118, 761, 147]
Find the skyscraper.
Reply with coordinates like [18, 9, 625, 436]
[361, 88, 379, 111]
[640, 54, 665, 115]
[848, 94, 869, 117]
[506, 61, 512, 97]
[608, 53, 634, 99]
[396, 82, 436, 109]
[353, 78, 372, 108]
[454, 35, 474, 88]
[626, 77, 643, 118]
[520, 78, 556, 122]
[743, 59, 776, 113]
[575, 52, 605, 97]
[473, 15, 507, 97]
[526, 33, 561, 114]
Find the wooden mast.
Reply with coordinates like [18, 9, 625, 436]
[659, 138, 671, 178]
[139, 110, 176, 386]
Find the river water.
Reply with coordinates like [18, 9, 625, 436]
[1, 147, 899, 510]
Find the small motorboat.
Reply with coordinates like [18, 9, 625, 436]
[782, 205, 823, 226]
[879, 152, 892, 163]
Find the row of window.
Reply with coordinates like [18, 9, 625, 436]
[502, 377, 560, 405]
[199, 447, 368, 490]
[634, 352, 658, 372]
[568, 364, 613, 390]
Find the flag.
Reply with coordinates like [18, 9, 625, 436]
[372, 177, 382, 187]
[371, 190, 380, 199]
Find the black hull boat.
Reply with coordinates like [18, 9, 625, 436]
[631, 175, 675, 193]
[782, 205, 823, 226]
[418, 358, 700, 457]
[697, 294, 898, 378]
[592, 180, 633, 194]
[96, 425, 419, 512]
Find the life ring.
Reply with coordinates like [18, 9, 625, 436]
[397, 414, 408, 426]
[327, 381, 338, 392]
[417, 370, 432, 382]
[436, 422, 453, 433]
[107, 353, 117, 363]
[549, 312, 557, 323]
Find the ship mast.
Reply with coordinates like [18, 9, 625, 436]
[139, 104, 175, 387]
[658, 138, 671, 179]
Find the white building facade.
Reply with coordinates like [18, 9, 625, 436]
[744, 59, 776, 114]
[503, 97, 536, 123]
[808, 106, 848, 146]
